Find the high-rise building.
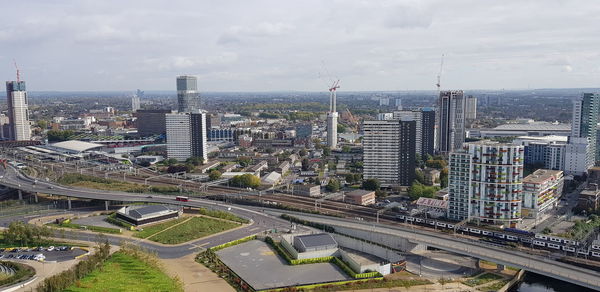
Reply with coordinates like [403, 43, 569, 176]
[176, 76, 200, 113]
[393, 110, 422, 155]
[395, 98, 402, 110]
[437, 90, 465, 154]
[564, 137, 591, 176]
[326, 84, 339, 149]
[131, 95, 140, 112]
[464, 95, 477, 122]
[448, 141, 524, 227]
[421, 108, 435, 157]
[5, 81, 31, 141]
[363, 118, 416, 187]
[135, 109, 171, 136]
[166, 111, 207, 162]
[571, 93, 600, 163]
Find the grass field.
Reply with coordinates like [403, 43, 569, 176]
[462, 273, 503, 287]
[133, 217, 189, 239]
[62, 252, 182, 292]
[149, 217, 238, 244]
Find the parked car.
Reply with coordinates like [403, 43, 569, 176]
[47, 246, 55, 251]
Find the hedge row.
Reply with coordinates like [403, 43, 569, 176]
[0, 261, 35, 287]
[210, 235, 257, 251]
[198, 207, 249, 224]
[52, 222, 121, 234]
[332, 257, 382, 279]
[104, 213, 134, 230]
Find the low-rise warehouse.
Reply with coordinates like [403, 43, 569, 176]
[345, 189, 376, 206]
[116, 205, 179, 226]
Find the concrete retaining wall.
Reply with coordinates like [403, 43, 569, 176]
[333, 225, 426, 253]
[331, 233, 403, 264]
[498, 269, 526, 292]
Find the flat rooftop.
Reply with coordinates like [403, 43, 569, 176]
[216, 240, 349, 290]
[523, 169, 563, 184]
[295, 233, 337, 249]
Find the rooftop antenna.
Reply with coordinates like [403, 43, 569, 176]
[13, 59, 20, 82]
[435, 54, 444, 92]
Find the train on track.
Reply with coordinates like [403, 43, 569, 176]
[395, 214, 600, 259]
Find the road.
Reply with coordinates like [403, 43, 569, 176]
[0, 166, 296, 259]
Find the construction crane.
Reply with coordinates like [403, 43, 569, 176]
[435, 54, 444, 92]
[13, 59, 20, 82]
[328, 79, 340, 112]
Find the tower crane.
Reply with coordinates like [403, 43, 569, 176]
[328, 80, 340, 112]
[435, 54, 444, 92]
[13, 59, 20, 82]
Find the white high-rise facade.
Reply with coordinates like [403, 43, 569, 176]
[327, 112, 338, 149]
[131, 94, 140, 112]
[326, 83, 339, 149]
[363, 119, 416, 187]
[5, 81, 31, 141]
[448, 141, 524, 227]
[166, 111, 208, 162]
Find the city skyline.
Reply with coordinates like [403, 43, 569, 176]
[2, 1, 600, 92]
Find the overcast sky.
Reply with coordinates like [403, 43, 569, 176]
[1, 0, 600, 92]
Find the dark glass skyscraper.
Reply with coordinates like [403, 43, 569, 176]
[421, 107, 435, 157]
[176, 75, 200, 113]
[437, 90, 465, 154]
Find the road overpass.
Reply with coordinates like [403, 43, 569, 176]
[1, 165, 599, 289]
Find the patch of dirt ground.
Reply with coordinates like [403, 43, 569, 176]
[161, 253, 234, 292]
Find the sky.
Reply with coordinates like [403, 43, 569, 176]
[1, 0, 600, 92]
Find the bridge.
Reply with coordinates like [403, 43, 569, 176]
[1, 166, 599, 290]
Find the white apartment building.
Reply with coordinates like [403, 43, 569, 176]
[166, 111, 207, 162]
[522, 169, 564, 220]
[448, 141, 524, 227]
[363, 119, 415, 187]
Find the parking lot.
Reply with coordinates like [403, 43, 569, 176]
[0, 246, 87, 263]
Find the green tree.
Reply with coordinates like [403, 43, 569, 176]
[163, 158, 178, 166]
[337, 124, 347, 133]
[440, 168, 449, 188]
[408, 181, 440, 200]
[37, 120, 48, 130]
[322, 147, 331, 157]
[230, 174, 261, 188]
[301, 158, 310, 171]
[208, 169, 222, 181]
[46, 130, 74, 142]
[362, 178, 380, 191]
[345, 173, 355, 184]
[342, 145, 351, 153]
[325, 178, 341, 192]
[415, 169, 425, 184]
[299, 148, 308, 157]
[375, 189, 388, 198]
[237, 156, 253, 167]
[186, 156, 204, 166]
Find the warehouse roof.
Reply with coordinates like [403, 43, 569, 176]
[48, 140, 104, 153]
[120, 205, 175, 219]
[295, 233, 337, 250]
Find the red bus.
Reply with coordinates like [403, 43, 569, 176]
[175, 196, 189, 202]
